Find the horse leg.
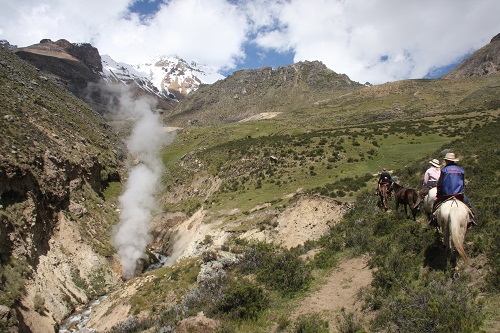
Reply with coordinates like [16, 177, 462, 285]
[450, 246, 457, 269]
[444, 224, 452, 267]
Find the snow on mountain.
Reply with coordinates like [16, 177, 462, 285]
[101, 54, 170, 99]
[101, 54, 224, 100]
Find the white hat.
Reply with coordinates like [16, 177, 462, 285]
[429, 159, 440, 168]
[444, 152, 459, 162]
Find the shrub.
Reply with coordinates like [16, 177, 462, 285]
[0, 257, 29, 307]
[239, 242, 312, 296]
[485, 224, 500, 290]
[336, 308, 366, 333]
[314, 247, 339, 269]
[33, 293, 45, 314]
[239, 241, 275, 273]
[218, 279, 268, 320]
[293, 313, 329, 333]
[370, 238, 421, 296]
[181, 272, 229, 318]
[257, 250, 312, 296]
[374, 272, 483, 333]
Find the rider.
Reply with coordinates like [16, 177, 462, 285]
[377, 168, 393, 194]
[430, 152, 476, 228]
[421, 158, 440, 197]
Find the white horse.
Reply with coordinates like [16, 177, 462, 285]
[436, 197, 469, 266]
[423, 187, 437, 221]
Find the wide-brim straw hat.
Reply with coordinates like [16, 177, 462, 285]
[429, 159, 440, 167]
[444, 152, 459, 162]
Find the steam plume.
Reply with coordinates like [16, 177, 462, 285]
[109, 85, 169, 280]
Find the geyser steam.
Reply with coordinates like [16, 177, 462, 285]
[110, 87, 168, 280]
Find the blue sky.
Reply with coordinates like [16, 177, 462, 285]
[128, 0, 296, 74]
[129, 0, 163, 17]
[222, 43, 296, 75]
[1, 0, 498, 84]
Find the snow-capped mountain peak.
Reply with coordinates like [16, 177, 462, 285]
[101, 54, 224, 100]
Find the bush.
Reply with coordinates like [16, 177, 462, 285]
[313, 247, 339, 269]
[33, 293, 45, 314]
[183, 272, 230, 317]
[257, 250, 312, 296]
[293, 313, 329, 333]
[0, 257, 29, 307]
[239, 242, 312, 296]
[336, 308, 366, 333]
[375, 272, 484, 333]
[218, 279, 268, 320]
[485, 225, 500, 289]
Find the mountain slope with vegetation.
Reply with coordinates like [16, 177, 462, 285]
[1, 33, 499, 333]
[88, 49, 499, 332]
[163, 60, 363, 127]
[90, 99, 499, 332]
[0, 47, 124, 332]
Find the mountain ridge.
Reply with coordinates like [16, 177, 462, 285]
[163, 60, 363, 127]
[443, 32, 500, 78]
[10, 39, 223, 114]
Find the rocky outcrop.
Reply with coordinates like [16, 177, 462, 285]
[443, 33, 500, 79]
[53, 39, 103, 73]
[14, 41, 102, 105]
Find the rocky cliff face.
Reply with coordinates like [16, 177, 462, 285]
[14, 39, 103, 108]
[443, 33, 500, 79]
[51, 39, 103, 73]
[0, 47, 123, 332]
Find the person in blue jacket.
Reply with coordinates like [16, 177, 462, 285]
[430, 152, 476, 228]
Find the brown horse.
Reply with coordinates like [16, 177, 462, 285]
[377, 182, 391, 210]
[390, 182, 422, 220]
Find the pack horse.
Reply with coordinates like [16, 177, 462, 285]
[378, 182, 391, 210]
[391, 182, 422, 220]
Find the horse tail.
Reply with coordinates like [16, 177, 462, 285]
[412, 191, 422, 209]
[450, 201, 468, 261]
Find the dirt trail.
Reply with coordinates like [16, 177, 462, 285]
[292, 254, 372, 323]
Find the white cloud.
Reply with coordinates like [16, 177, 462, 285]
[1, 0, 498, 84]
[251, 0, 500, 83]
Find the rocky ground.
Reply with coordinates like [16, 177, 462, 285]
[83, 193, 363, 332]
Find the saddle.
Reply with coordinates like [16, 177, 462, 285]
[433, 195, 473, 216]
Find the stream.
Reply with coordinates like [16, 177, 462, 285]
[58, 251, 169, 332]
[58, 296, 107, 333]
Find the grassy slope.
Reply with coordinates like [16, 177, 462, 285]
[153, 72, 500, 332]
[162, 108, 498, 215]
[0, 48, 121, 255]
[125, 74, 500, 332]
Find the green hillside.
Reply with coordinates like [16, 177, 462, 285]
[161, 77, 499, 217]
[133, 73, 500, 332]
